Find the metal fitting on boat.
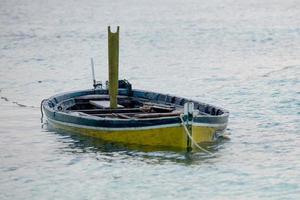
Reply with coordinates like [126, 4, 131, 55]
[184, 102, 194, 121]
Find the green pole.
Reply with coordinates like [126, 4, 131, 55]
[108, 26, 119, 109]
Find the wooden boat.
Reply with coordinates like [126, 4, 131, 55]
[41, 27, 229, 150]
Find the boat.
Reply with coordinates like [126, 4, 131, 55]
[41, 27, 229, 151]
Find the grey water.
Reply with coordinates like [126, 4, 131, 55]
[0, 0, 299, 199]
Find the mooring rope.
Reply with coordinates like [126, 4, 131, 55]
[40, 99, 48, 123]
[179, 114, 212, 154]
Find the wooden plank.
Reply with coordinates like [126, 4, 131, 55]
[134, 112, 182, 118]
[143, 102, 176, 109]
[150, 105, 174, 112]
[76, 95, 129, 101]
[112, 113, 132, 119]
[91, 112, 181, 119]
[89, 100, 124, 109]
[71, 108, 142, 114]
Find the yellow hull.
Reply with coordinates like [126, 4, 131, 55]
[48, 119, 217, 149]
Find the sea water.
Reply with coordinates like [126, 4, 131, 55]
[0, 0, 299, 199]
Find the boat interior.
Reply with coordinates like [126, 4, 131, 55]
[60, 94, 185, 119]
[52, 90, 225, 120]
[49, 80, 225, 120]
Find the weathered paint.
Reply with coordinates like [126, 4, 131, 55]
[49, 118, 188, 148]
[192, 126, 216, 143]
[48, 118, 219, 149]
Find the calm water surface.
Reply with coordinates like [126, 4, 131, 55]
[0, 0, 299, 199]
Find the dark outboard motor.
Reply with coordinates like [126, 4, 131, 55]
[118, 79, 132, 95]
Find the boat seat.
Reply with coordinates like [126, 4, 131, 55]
[89, 100, 124, 109]
[76, 94, 128, 100]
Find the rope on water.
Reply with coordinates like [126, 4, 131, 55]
[0, 96, 39, 109]
[179, 114, 212, 155]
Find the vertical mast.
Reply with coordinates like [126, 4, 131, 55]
[108, 26, 119, 109]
